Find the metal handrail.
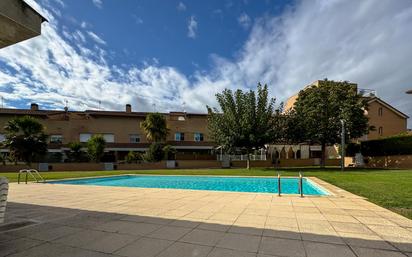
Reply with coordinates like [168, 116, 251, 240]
[18, 169, 45, 184]
[277, 173, 281, 196]
[298, 172, 303, 197]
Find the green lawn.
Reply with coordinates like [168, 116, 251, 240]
[1, 168, 411, 219]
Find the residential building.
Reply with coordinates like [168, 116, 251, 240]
[0, 104, 215, 162]
[274, 80, 409, 159]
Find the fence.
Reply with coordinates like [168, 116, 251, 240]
[216, 154, 267, 161]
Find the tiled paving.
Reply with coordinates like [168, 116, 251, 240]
[0, 177, 411, 257]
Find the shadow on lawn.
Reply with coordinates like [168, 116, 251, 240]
[0, 202, 411, 257]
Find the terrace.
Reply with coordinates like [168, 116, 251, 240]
[1, 171, 412, 257]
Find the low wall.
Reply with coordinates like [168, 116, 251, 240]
[50, 163, 103, 171]
[0, 158, 343, 172]
[231, 160, 273, 168]
[278, 159, 313, 167]
[0, 164, 33, 172]
[365, 155, 412, 169]
[277, 158, 340, 167]
[117, 162, 167, 170]
[325, 159, 340, 166]
[176, 160, 221, 169]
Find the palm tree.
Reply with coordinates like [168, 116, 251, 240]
[4, 116, 48, 166]
[140, 113, 169, 142]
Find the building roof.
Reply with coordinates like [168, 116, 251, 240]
[0, 107, 208, 118]
[367, 97, 409, 119]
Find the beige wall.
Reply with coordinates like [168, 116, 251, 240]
[0, 112, 211, 145]
[166, 115, 210, 142]
[365, 101, 407, 140]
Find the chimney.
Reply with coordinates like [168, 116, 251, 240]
[30, 103, 39, 111]
[125, 104, 132, 113]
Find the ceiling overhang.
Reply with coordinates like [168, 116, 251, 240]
[0, 0, 47, 49]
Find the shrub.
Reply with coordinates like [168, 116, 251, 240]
[87, 135, 106, 163]
[66, 142, 88, 162]
[163, 145, 176, 160]
[361, 134, 412, 156]
[143, 143, 164, 162]
[4, 116, 48, 165]
[125, 151, 142, 163]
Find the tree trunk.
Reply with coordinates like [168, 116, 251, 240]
[320, 142, 326, 168]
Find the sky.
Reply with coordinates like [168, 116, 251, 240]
[0, 0, 411, 127]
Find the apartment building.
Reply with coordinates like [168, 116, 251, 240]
[0, 104, 215, 162]
[274, 80, 409, 160]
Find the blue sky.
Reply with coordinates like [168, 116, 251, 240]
[0, 0, 411, 127]
[64, 0, 287, 75]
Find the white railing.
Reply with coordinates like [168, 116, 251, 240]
[217, 154, 267, 161]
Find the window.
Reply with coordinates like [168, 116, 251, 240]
[378, 107, 383, 116]
[178, 116, 185, 121]
[79, 133, 92, 142]
[175, 132, 184, 141]
[102, 134, 114, 143]
[129, 134, 141, 143]
[378, 126, 383, 136]
[194, 132, 204, 142]
[50, 135, 63, 143]
[0, 134, 5, 142]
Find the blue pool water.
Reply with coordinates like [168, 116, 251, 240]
[49, 175, 329, 195]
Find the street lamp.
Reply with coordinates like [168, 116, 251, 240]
[406, 89, 412, 94]
[340, 119, 345, 171]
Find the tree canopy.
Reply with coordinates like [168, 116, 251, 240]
[140, 113, 169, 143]
[285, 79, 369, 166]
[207, 83, 282, 169]
[86, 135, 106, 163]
[4, 116, 48, 165]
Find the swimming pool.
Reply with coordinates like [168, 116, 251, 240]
[49, 175, 329, 195]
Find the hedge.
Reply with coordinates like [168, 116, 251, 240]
[361, 134, 412, 156]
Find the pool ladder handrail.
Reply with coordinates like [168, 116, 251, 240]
[18, 169, 45, 184]
[277, 172, 304, 197]
[298, 172, 304, 197]
[277, 173, 281, 196]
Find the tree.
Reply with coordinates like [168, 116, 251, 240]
[4, 116, 48, 166]
[86, 135, 106, 163]
[67, 142, 86, 162]
[140, 113, 169, 143]
[207, 83, 282, 169]
[286, 79, 369, 167]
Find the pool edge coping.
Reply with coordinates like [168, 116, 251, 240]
[41, 174, 336, 197]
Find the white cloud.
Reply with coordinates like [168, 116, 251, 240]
[187, 16, 198, 39]
[1, 0, 412, 127]
[177, 2, 186, 11]
[238, 13, 251, 29]
[87, 31, 106, 45]
[92, 0, 103, 9]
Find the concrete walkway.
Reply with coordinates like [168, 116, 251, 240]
[1, 177, 411, 257]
